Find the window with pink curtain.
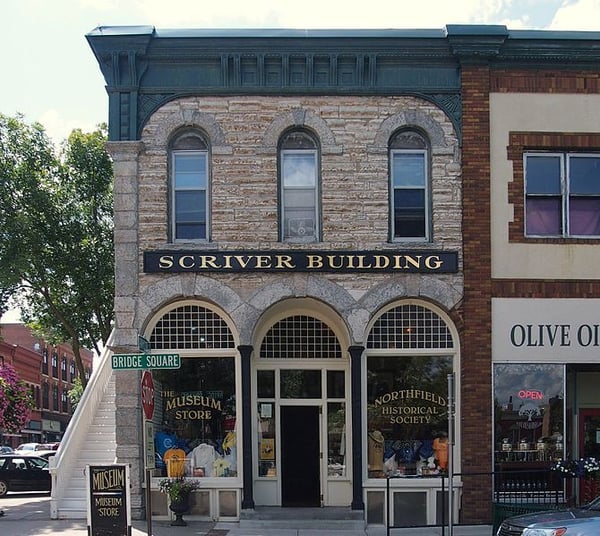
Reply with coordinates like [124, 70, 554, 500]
[525, 153, 600, 237]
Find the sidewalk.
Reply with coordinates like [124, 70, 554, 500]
[0, 495, 494, 536]
[0, 516, 495, 536]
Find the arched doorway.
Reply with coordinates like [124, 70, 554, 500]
[252, 300, 351, 507]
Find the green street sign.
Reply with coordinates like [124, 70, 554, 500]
[111, 353, 181, 370]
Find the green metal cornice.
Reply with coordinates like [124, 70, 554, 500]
[87, 25, 600, 142]
[87, 26, 462, 141]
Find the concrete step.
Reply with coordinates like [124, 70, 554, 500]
[240, 506, 365, 530]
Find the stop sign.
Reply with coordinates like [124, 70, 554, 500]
[141, 370, 155, 420]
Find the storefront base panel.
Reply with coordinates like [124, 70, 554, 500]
[364, 480, 461, 528]
[149, 487, 241, 522]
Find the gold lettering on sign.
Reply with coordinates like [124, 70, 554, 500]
[152, 252, 450, 272]
[92, 468, 125, 491]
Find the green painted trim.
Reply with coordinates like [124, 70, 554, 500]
[86, 24, 600, 141]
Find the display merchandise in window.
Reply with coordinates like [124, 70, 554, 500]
[153, 357, 237, 478]
[366, 355, 452, 478]
[494, 363, 564, 465]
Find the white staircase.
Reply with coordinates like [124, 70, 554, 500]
[50, 332, 117, 519]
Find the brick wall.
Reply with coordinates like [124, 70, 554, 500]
[461, 63, 494, 523]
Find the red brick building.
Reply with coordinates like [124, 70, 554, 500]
[0, 323, 93, 448]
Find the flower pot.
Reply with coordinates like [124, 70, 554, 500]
[169, 494, 190, 526]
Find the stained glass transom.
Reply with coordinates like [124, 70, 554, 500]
[367, 304, 453, 349]
[260, 315, 341, 359]
[150, 305, 234, 349]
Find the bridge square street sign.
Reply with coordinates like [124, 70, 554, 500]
[111, 353, 181, 370]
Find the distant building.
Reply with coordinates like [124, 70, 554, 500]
[0, 323, 93, 448]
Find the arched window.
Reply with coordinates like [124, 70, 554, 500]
[170, 130, 210, 241]
[389, 129, 431, 241]
[148, 303, 238, 479]
[365, 303, 456, 479]
[279, 129, 320, 242]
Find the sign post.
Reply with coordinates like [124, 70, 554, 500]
[141, 371, 156, 536]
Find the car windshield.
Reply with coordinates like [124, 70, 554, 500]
[26, 457, 48, 469]
[582, 496, 600, 512]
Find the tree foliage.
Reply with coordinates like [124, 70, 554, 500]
[0, 114, 114, 387]
[67, 377, 84, 412]
[0, 363, 34, 433]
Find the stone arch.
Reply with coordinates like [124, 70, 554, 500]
[137, 275, 247, 340]
[252, 296, 352, 357]
[259, 108, 342, 155]
[370, 108, 451, 154]
[141, 98, 232, 155]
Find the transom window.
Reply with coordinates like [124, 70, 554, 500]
[390, 130, 430, 241]
[170, 131, 209, 241]
[525, 152, 600, 237]
[367, 304, 453, 349]
[279, 130, 320, 242]
[260, 315, 341, 359]
[149, 304, 235, 349]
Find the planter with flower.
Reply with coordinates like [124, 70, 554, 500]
[551, 457, 600, 504]
[158, 476, 201, 526]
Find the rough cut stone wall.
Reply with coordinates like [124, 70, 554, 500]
[123, 95, 464, 344]
[107, 95, 464, 518]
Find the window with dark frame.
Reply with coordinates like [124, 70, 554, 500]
[525, 152, 600, 237]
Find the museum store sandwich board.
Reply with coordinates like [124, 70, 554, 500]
[87, 464, 131, 536]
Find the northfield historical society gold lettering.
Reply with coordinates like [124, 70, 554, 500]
[157, 253, 445, 271]
[374, 389, 447, 425]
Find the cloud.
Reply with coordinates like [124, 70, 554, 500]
[129, 0, 516, 29]
[549, 0, 600, 30]
[38, 109, 98, 145]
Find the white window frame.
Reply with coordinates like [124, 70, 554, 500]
[171, 149, 209, 242]
[280, 148, 319, 242]
[390, 148, 430, 242]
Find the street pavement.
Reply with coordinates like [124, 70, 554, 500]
[0, 493, 495, 536]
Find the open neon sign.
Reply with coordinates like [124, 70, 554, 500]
[518, 389, 543, 400]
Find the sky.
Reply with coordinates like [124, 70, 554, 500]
[0, 0, 599, 323]
[2, 0, 600, 145]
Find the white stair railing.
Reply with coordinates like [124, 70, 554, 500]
[49, 330, 116, 519]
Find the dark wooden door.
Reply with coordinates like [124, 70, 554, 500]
[281, 406, 320, 506]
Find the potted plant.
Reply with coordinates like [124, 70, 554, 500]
[158, 476, 201, 526]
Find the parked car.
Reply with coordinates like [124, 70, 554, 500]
[14, 443, 41, 452]
[23, 450, 56, 461]
[0, 454, 51, 496]
[0, 446, 14, 454]
[497, 496, 600, 535]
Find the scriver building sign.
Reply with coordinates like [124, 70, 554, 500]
[144, 250, 459, 274]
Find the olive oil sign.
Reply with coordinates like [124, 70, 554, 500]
[87, 464, 131, 536]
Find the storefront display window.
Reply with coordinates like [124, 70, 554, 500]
[366, 355, 452, 478]
[153, 357, 237, 478]
[494, 363, 564, 465]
